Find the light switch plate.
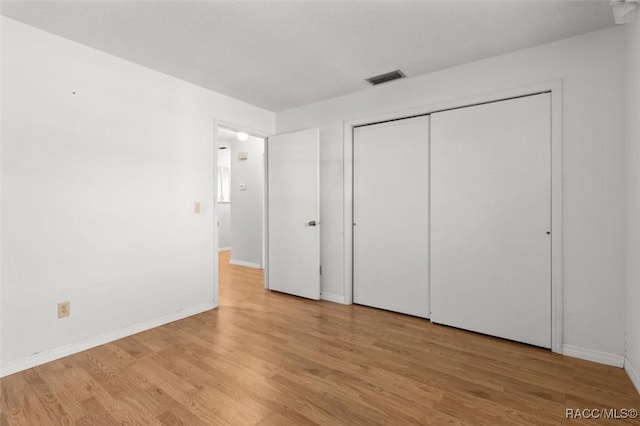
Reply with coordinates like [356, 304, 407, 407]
[193, 202, 201, 214]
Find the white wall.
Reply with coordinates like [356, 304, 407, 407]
[0, 16, 4, 371]
[0, 17, 275, 373]
[625, 16, 640, 391]
[218, 203, 231, 250]
[230, 135, 264, 267]
[277, 27, 627, 358]
[217, 148, 231, 250]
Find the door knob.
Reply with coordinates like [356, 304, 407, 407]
[308, 220, 317, 226]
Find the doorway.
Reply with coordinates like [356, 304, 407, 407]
[215, 125, 266, 296]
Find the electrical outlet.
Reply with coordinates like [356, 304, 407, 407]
[58, 301, 70, 319]
[193, 202, 201, 214]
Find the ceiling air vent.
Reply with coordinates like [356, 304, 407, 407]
[365, 70, 406, 86]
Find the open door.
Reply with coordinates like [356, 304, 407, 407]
[267, 128, 320, 300]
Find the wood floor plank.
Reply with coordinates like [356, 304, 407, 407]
[74, 397, 119, 426]
[1, 249, 639, 425]
[18, 370, 70, 425]
[33, 365, 88, 423]
[254, 410, 319, 426]
[157, 404, 212, 426]
[1, 373, 58, 426]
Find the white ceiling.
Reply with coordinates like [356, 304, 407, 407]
[217, 129, 236, 149]
[217, 127, 262, 148]
[1, 1, 615, 112]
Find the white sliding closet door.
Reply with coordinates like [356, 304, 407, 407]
[353, 116, 430, 318]
[430, 94, 551, 348]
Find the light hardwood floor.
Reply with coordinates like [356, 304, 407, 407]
[2, 250, 640, 425]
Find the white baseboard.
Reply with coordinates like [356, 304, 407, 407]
[625, 357, 640, 394]
[0, 302, 215, 378]
[320, 292, 347, 304]
[562, 344, 625, 368]
[218, 246, 230, 252]
[229, 259, 261, 269]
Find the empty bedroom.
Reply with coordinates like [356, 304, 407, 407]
[2, 1, 640, 424]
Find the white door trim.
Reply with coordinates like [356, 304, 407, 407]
[342, 80, 564, 353]
[213, 119, 270, 301]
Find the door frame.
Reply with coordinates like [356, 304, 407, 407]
[213, 119, 270, 306]
[342, 80, 564, 353]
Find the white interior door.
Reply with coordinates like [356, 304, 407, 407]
[430, 93, 551, 348]
[353, 116, 430, 318]
[267, 128, 320, 300]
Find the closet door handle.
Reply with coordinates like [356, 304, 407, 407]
[308, 220, 317, 227]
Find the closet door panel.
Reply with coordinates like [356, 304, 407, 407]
[353, 116, 430, 318]
[430, 94, 551, 348]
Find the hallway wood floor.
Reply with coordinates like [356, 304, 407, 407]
[2, 250, 640, 425]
